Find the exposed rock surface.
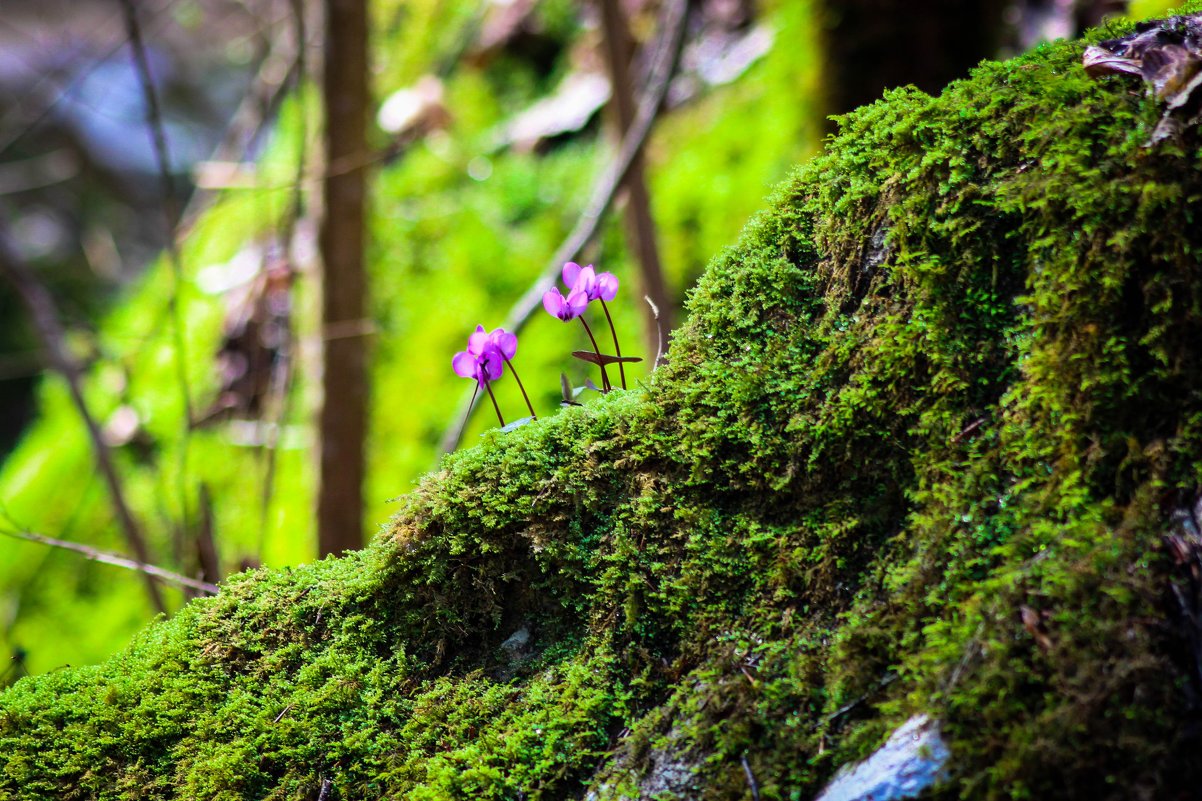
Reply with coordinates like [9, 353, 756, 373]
[814, 715, 949, 801]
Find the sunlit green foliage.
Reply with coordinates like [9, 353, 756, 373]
[1130, 0, 1183, 17]
[5, 5, 1202, 797]
[0, 0, 820, 674]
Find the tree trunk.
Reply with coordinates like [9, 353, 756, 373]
[317, 0, 369, 556]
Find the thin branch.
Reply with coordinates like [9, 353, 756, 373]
[179, 9, 308, 233]
[0, 528, 218, 596]
[0, 5, 147, 158]
[258, 0, 310, 561]
[257, 263, 300, 561]
[119, 0, 196, 562]
[740, 753, 761, 801]
[119, 0, 195, 428]
[439, 0, 689, 453]
[195, 484, 221, 588]
[645, 295, 664, 369]
[0, 223, 167, 613]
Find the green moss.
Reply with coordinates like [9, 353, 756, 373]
[5, 8, 1202, 798]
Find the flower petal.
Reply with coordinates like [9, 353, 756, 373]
[543, 288, 568, 319]
[566, 287, 589, 317]
[490, 329, 518, 360]
[573, 265, 598, 299]
[483, 352, 505, 381]
[468, 328, 490, 356]
[596, 272, 619, 301]
[562, 261, 582, 289]
[452, 351, 478, 379]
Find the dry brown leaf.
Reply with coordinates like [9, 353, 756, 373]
[1082, 13, 1202, 143]
[1020, 604, 1054, 652]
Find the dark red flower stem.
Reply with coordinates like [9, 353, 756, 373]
[598, 299, 626, 390]
[483, 378, 505, 427]
[461, 382, 480, 436]
[503, 357, 537, 420]
[578, 317, 611, 392]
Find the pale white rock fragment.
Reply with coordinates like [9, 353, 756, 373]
[814, 714, 950, 801]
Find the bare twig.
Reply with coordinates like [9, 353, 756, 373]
[196, 484, 221, 588]
[740, 753, 761, 801]
[119, 0, 195, 428]
[316, 779, 333, 801]
[0, 528, 217, 595]
[0, 5, 146, 158]
[119, 0, 197, 564]
[439, 0, 689, 453]
[256, 259, 300, 561]
[0, 224, 167, 613]
[258, 0, 311, 562]
[645, 295, 664, 370]
[179, 11, 307, 233]
[105, 83, 306, 443]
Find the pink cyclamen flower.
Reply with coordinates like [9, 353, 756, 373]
[563, 261, 619, 302]
[542, 286, 589, 321]
[452, 325, 536, 427]
[452, 325, 507, 384]
[487, 327, 517, 360]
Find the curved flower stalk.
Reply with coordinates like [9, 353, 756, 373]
[563, 262, 625, 389]
[452, 325, 536, 428]
[544, 262, 632, 391]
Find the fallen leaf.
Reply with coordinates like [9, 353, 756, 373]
[1020, 604, 1054, 652]
[1083, 14, 1202, 143]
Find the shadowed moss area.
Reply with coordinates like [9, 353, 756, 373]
[5, 8, 1202, 799]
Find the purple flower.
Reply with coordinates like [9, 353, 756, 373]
[452, 324, 508, 384]
[452, 324, 536, 427]
[542, 286, 589, 321]
[557, 261, 627, 391]
[594, 271, 619, 301]
[563, 261, 619, 302]
[487, 327, 517, 360]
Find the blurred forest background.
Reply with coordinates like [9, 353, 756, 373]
[0, 0, 1179, 682]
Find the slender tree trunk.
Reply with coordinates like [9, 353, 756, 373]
[597, 0, 675, 351]
[317, 0, 369, 556]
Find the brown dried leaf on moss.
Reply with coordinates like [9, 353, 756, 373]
[1083, 13, 1202, 141]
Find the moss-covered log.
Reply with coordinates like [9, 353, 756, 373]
[5, 9, 1202, 799]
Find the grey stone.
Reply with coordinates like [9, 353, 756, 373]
[814, 715, 950, 801]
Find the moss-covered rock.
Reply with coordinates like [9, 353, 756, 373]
[5, 9, 1202, 799]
